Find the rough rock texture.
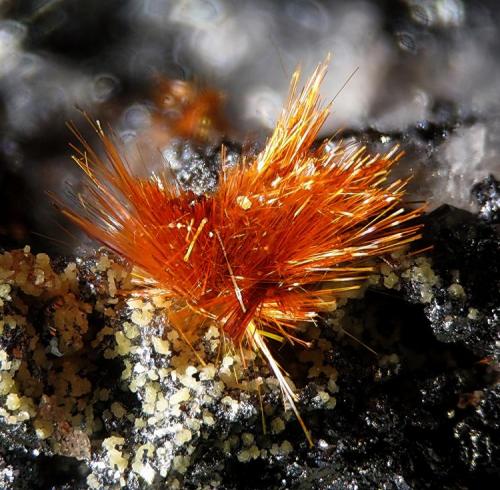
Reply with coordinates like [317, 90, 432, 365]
[1, 1, 499, 488]
[0, 220, 498, 488]
[0, 247, 338, 488]
[419, 205, 500, 358]
[161, 139, 242, 195]
[472, 174, 500, 224]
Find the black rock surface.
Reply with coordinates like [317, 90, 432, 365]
[472, 175, 500, 224]
[422, 205, 500, 357]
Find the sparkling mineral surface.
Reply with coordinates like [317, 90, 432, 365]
[0, 1, 499, 488]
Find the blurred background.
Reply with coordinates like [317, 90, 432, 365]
[0, 0, 499, 254]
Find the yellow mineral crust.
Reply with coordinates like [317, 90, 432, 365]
[0, 247, 436, 487]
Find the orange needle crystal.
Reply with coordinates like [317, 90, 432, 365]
[59, 62, 424, 444]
